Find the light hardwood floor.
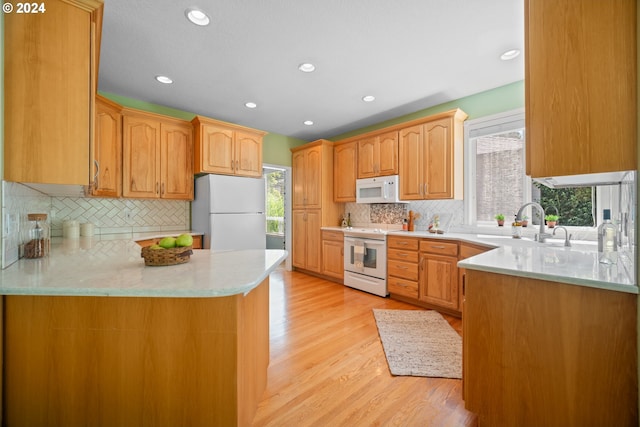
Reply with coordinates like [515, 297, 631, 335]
[251, 267, 477, 427]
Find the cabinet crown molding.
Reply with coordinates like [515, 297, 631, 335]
[191, 115, 267, 136]
[335, 108, 468, 144]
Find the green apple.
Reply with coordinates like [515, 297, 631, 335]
[175, 233, 193, 247]
[149, 244, 164, 250]
[158, 236, 177, 249]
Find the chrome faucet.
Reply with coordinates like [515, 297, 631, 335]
[516, 202, 552, 243]
[552, 226, 572, 247]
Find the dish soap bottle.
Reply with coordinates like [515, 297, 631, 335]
[598, 209, 618, 264]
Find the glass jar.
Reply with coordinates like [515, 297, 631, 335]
[24, 213, 50, 258]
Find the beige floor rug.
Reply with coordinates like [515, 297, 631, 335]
[373, 309, 462, 379]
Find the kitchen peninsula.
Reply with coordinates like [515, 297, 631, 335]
[0, 238, 287, 427]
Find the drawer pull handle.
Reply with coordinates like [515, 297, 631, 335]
[397, 266, 408, 270]
[398, 253, 408, 257]
[431, 245, 446, 249]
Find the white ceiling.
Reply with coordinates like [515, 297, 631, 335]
[97, 0, 525, 142]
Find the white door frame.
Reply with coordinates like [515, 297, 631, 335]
[264, 163, 292, 271]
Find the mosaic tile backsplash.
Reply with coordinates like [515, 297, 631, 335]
[344, 200, 464, 231]
[2, 181, 190, 268]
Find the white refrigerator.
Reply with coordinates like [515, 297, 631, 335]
[192, 174, 266, 250]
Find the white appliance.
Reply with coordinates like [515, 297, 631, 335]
[343, 229, 388, 297]
[192, 174, 266, 250]
[356, 175, 405, 204]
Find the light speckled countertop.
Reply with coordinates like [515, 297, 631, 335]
[322, 227, 637, 294]
[0, 237, 287, 297]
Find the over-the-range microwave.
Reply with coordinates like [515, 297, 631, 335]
[355, 175, 406, 204]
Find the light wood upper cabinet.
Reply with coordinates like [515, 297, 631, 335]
[292, 146, 322, 209]
[357, 131, 398, 178]
[192, 116, 266, 178]
[333, 141, 357, 202]
[91, 95, 122, 198]
[525, 0, 636, 177]
[4, 0, 103, 185]
[398, 109, 466, 200]
[161, 122, 194, 200]
[123, 110, 193, 200]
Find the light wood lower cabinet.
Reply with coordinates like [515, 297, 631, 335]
[388, 236, 463, 316]
[457, 242, 492, 312]
[463, 270, 638, 426]
[387, 236, 419, 299]
[292, 210, 321, 273]
[418, 240, 459, 311]
[321, 230, 344, 281]
[3, 279, 270, 427]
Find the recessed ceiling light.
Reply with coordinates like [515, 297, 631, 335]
[303, 120, 314, 126]
[185, 8, 210, 26]
[362, 95, 376, 102]
[298, 63, 316, 73]
[155, 75, 173, 84]
[245, 102, 257, 109]
[500, 49, 521, 61]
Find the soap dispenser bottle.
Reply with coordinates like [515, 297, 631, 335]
[598, 209, 618, 264]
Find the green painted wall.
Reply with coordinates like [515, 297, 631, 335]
[330, 80, 525, 141]
[99, 91, 306, 167]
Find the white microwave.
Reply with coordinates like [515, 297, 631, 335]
[355, 175, 405, 204]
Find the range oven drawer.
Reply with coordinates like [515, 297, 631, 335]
[387, 259, 419, 281]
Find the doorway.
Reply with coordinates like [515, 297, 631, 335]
[263, 164, 292, 270]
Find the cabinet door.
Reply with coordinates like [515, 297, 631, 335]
[123, 115, 161, 198]
[161, 122, 193, 200]
[92, 98, 122, 197]
[292, 151, 307, 209]
[305, 210, 322, 273]
[292, 210, 307, 269]
[200, 125, 235, 175]
[334, 142, 357, 202]
[235, 131, 263, 177]
[419, 254, 459, 311]
[322, 239, 344, 280]
[423, 119, 453, 199]
[399, 125, 424, 200]
[305, 147, 323, 209]
[4, 0, 99, 185]
[377, 131, 399, 176]
[424, 118, 452, 199]
[526, 0, 636, 177]
[357, 137, 377, 178]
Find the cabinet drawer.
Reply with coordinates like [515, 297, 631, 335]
[322, 230, 344, 242]
[388, 248, 419, 263]
[388, 236, 419, 251]
[387, 260, 419, 281]
[388, 277, 419, 299]
[419, 240, 458, 256]
[459, 243, 492, 259]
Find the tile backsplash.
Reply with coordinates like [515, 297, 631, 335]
[344, 199, 464, 230]
[2, 181, 190, 268]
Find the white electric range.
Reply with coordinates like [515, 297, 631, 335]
[342, 228, 389, 297]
